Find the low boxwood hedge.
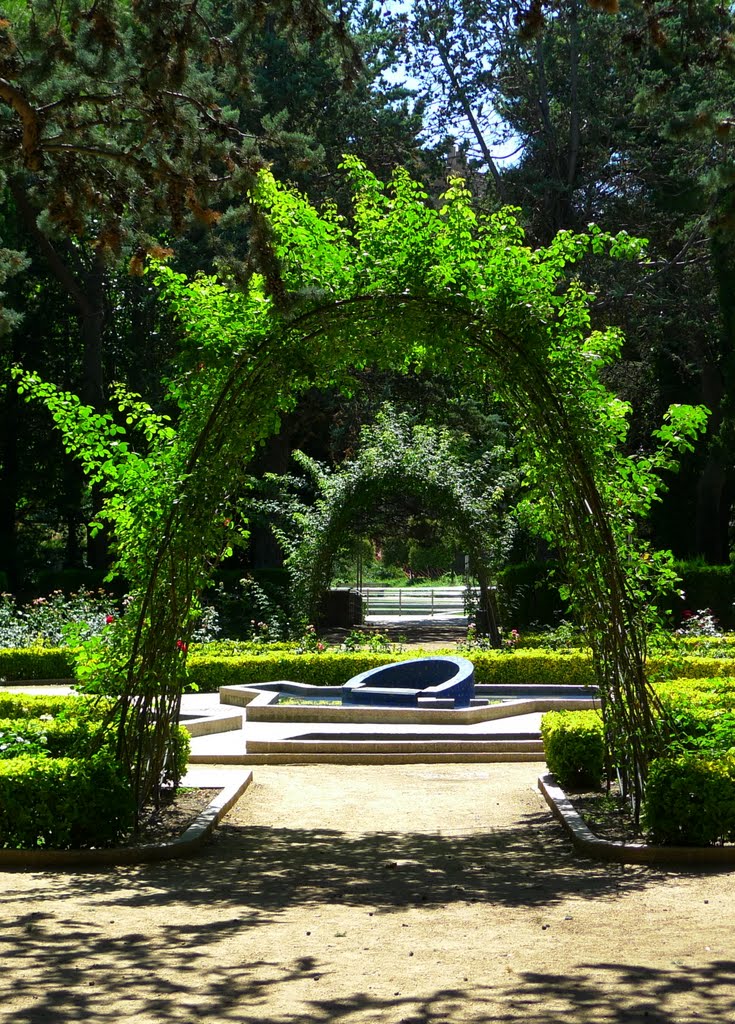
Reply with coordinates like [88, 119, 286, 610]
[0, 689, 188, 849]
[0, 717, 109, 759]
[648, 654, 735, 681]
[0, 693, 109, 719]
[0, 752, 135, 849]
[654, 677, 735, 753]
[2, 643, 735, 693]
[644, 752, 735, 845]
[540, 710, 605, 789]
[185, 648, 601, 690]
[186, 650, 399, 689]
[0, 646, 75, 681]
[186, 649, 735, 691]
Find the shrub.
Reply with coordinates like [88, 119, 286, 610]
[0, 646, 75, 681]
[0, 725, 50, 759]
[166, 726, 191, 784]
[186, 647, 601, 690]
[541, 710, 605, 789]
[647, 655, 735, 682]
[672, 562, 735, 631]
[0, 693, 110, 719]
[3, 641, 734, 692]
[0, 591, 118, 648]
[0, 717, 109, 758]
[187, 650, 400, 689]
[470, 649, 596, 686]
[655, 677, 735, 754]
[0, 753, 135, 849]
[644, 753, 735, 846]
[496, 561, 566, 629]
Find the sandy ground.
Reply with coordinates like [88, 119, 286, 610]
[1, 761, 735, 1024]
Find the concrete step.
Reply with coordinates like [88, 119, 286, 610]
[277, 730, 540, 742]
[189, 750, 547, 765]
[246, 737, 544, 755]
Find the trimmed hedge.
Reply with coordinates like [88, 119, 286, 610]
[0, 646, 75, 681]
[644, 753, 735, 845]
[0, 717, 107, 758]
[672, 635, 735, 655]
[0, 693, 109, 719]
[187, 650, 399, 689]
[648, 654, 735, 681]
[471, 650, 595, 686]
[0, 753, 135, 849]
[186, 648, 735, 691]
[185, 648, 601, 690]
[0, 689, 188, 849]
[541, 710, 605, 789]
[2, 643, 735, 691]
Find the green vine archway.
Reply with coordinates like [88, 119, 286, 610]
[20, 159, 708, 815]
[287, 412, 517, 641]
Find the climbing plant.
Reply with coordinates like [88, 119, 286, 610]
[282, 407, 518, 641]
[16, 160, 708, 815]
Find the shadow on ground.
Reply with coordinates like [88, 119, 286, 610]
[1, 806, 731, 1022]
[1, 906, 733, 1024]
[0, 808, 658, 912]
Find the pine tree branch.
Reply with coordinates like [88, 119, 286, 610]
[0, 79, 42, 170]
[8, 177, 92, 315]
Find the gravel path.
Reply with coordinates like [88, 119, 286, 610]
[1, 762, 735, 1023]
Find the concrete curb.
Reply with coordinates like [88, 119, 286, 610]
[538, 772, 735, 867]
[0, 770, 252, 871]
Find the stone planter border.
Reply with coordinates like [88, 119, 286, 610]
[0, 770, 252, 870]
[539, 772, 735, 867]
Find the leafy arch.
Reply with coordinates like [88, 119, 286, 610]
[21, 160, 707, 813]
[289, 412, 515, 639]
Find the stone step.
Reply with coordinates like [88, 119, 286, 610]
[247, 737, 544, 755]
[189, 750, 547, 765]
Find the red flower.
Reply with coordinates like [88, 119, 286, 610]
[105, 614, 115, 624]
[177, 640, 188, 653]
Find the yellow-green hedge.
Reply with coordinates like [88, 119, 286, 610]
[0, 753, 135, 849]
[541, 710, 605, 789]
[184, 648, 599, 689]
[3, 645, 735, 690]
[0, 647, 75, 681]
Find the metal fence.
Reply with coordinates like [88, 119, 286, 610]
[360, 586, 478, 619]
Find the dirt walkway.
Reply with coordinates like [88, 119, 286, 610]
[1, 762, 735, 1023]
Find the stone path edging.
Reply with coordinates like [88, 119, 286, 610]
[538, 772, 735, 867]
[0, 770, 252, 871]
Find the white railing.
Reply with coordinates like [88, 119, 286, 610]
[360, 586, 478, 619]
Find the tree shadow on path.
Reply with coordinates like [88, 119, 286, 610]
[1, 787, 730, 1022]
[0, 808, 661, 913]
